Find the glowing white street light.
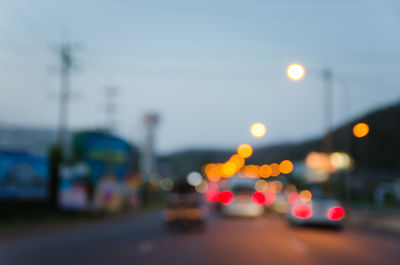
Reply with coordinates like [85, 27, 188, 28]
[287, 64, 306, 81]
[250, 122, 266, 138]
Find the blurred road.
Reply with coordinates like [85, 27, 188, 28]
[1, 211, 399, 265]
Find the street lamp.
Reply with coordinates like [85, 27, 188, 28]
[287, 64, 306, 81]
[353, 122, 369, 138]
[286, 64, 333, 154]
[250, 122, 266, 138]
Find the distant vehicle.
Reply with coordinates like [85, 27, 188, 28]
[287, 195, 345, 228]
[220, 181, 264, 218]
[164, 191, 206, 231]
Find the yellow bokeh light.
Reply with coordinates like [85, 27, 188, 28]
[299, 190, 312, 203]
[222, 161, 238, 177]
[250, 123, 266, 138]
[353, 122, 369, 138]
[237, 143, 253, 158]
[229, 154, 245, 169]
[287, 64, 305, 81]
[279, 160, 294, 174]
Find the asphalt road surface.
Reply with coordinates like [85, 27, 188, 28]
[1, 211, 399, 265]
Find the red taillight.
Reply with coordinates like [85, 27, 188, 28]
[206, 189, 220, 203]
[264, 190, 276, 205]
[288, 192, 300, 205]
[252, 192, 265, 205]
[327, 206, 345, 221]
[292, 204, 313, 219]
[219, 190, 234, 205]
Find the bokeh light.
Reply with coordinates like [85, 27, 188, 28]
[299, 190, 312, 203]
[353, 122, 369, 138]
[219, 190, 234, 205]
[284, 184, 297, 196]
[187, 171, 203, 186]
[264, 190, 276, 205]
[287, 63, 305, 81]
[250, 123, 266, 138]
[229, 154, 245, 169]
[160, 178, 174, 191]
[254, 179, 268, 192]
[237, 143, 253, 158]
[270, 163, 280, 177]
[195, 180, 208, 193]
[252, 192, 266, 205]
[292, 204, 313, 219]
[206, 189, 220, 203]
[259, 164, 272, 178]
[279, 160, 294, 174]
[327, 206, 345, 220]
[222, 161, 238, 177]
[288, 192, 300, 205]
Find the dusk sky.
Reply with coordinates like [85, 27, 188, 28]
[0, 0, 399, 153]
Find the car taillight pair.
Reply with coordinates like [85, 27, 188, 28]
[205, 190, 234, 205]
[221, 191, 267, 205]
[292, 204, 345, 220]
[206, 190, 267, 205]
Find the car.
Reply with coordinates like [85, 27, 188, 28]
[164, 191, 206, 231]
[287, 195, 346, 228]
[220, 181, 265, 218]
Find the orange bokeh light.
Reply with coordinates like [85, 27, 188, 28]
[246, 165, 259, 178]
[204, 163, 221, 182]
[299, 190, 312, 203]
[353, 122, 369, 138]
[259, 164, 272, 178]
[270, 163, 280, 177]
[279, 160, 294, 174]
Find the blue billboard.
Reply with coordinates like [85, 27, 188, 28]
[74, 132, 133, 184]
[0, 150, 49, 200]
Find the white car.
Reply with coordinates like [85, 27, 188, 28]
[220, 182, 264, 218]
[287, 196, 345, 228]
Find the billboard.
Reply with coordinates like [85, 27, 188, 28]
[0, 150, 49, 200]
[71, 132, 139, 211]
[58, 163, 89, 210]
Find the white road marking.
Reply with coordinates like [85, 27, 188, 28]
[137, 240, 155, 255]
[287, 238, 309, 255]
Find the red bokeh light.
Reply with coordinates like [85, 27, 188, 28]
[327, 206, 345, 220]
[252, 192, 265, 205]
[219, 190, 234, 205]
[206, 189, 220, 203]
[288, 192, 300, 205]
[292, 204, 313, 219]
[264, 190, 276, 205]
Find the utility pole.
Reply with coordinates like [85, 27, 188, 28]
[104, 86, 118, 133]
[55, 42, 78, 159]
[322, 68, 333, 155]
[141, 113, 159, 182]
[322, 68, 334, 193]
